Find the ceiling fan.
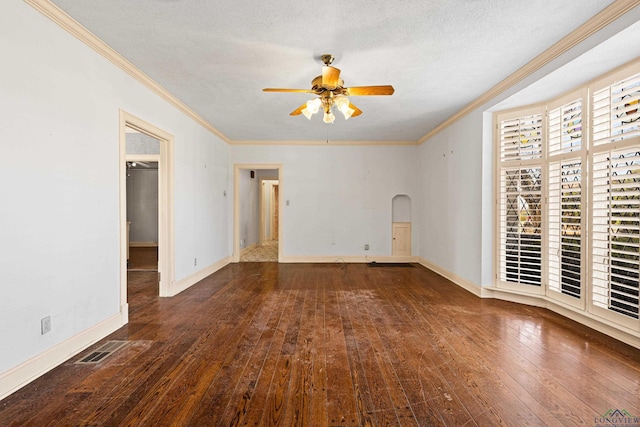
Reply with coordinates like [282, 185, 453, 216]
[263, 54, 394, 124]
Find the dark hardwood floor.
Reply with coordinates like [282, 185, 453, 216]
[1, 262, 639, 426]
[127, 246, 159, 271]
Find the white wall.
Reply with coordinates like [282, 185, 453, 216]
[416, 8, 640, 290]
[417, 112, 486, 285]
[0, 0, 230, 390]
[126, 167, 159, 244]
[238, 169, 259, 248]
[256, 169, 278, 181]
[231, 144, 419, 257]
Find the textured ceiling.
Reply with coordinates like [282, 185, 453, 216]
[48, 0, 633, 142]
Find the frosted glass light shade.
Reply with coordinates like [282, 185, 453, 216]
[342, 106, 355, 120]
[302, 98, 322, 120]
[335, 96, 355, 120]
[323, 111, 335, 124]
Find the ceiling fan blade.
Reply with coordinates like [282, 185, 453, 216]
[290, 103, 307, 116]
[349, 103, 363, 117]
[322, 66, 341, 89]
[263, 88, 311, 93]
[346, 85, 395, 96]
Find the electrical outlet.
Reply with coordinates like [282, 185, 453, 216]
[364, 244, 369, 251]
[194, 257, 198, 266]
[41, 316, 51, 335]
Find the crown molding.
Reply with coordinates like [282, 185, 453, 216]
[25, 0, 638, 147]
[417, 0, 640, 144]
[231, 139, 419, 146]
[24, 0, 231, 144]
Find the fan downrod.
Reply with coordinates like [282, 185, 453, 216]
[321, 54, 334, 66]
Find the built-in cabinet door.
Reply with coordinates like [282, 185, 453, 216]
[392, 222, 411, 256]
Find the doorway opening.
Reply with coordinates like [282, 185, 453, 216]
[234, 165, 282, 262]
[126, 159, 159, 315]
[119, 111, 174, 324]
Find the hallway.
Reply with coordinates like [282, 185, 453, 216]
[240, 240, 278, 262]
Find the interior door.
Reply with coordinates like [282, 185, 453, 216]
[392, 222, 411, 256]
[273, 184, 279, 239]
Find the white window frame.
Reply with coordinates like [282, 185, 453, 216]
[545, 89, 588, 310]
[494, 105, 546, 295]
[588, 62, 640, 330]
[494, 58, 640, 334]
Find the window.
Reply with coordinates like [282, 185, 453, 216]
[548, 97, 584, 302]
[591, 70, 640, 321]
[498, 111, 544, 288]
[495, 60, 640, 331]
[592, 148, 640, 319]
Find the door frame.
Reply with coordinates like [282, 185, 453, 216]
[233, 164, 282, 262]
[119, 110, 175, 323]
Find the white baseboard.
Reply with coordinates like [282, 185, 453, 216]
[0, 312, 123, 400]
[0, 256, 233, 400]
[280, 255, 418, 263]
[417, 257, 484, 297]
[417, 257, 640, 350]
[484, 288, 640, 350]
[120, 302, 129, 325]
[171, 256, 232, 296]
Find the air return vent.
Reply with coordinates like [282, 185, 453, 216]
[367, 262, 413, 268]
[76, 340, 128, 364]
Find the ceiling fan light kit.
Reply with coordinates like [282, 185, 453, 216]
[263, 54, 394, 124]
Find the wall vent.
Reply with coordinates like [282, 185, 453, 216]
[75, 340, 128, 364]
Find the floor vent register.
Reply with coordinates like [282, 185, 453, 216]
[75, 340, 129, 364]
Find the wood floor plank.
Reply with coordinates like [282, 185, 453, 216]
[2, 263, 640, 427]
[155, 359, 223, 426]
[348, 273, 420, 425]
[309, 281, 329, 427]
[339, 283, 404, 426]
[336, 287, 377, 427]
[281, 287, 317, 426]
[324, 273, 360, 426]
[218, 286, 289, 426]
[230, 286, 300, 426]
[260, 286, 307, 426]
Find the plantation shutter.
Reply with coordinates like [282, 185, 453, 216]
[498, 112, 543, 286]
[592, 72, 640, 146]
[499, 115, 543, 161]
[548, 160, 582, 297]
[591, 148, 640, 320]
[548, 99, 583, 155]
[547, 98, 583, 299]
[591, 69, 640, 321]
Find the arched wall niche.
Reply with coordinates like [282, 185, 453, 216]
[392, 194, 411, 222]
